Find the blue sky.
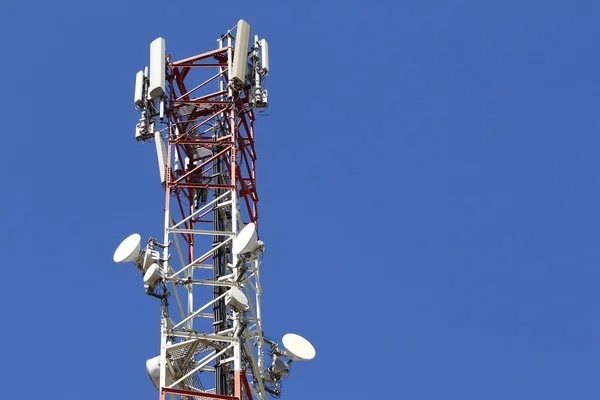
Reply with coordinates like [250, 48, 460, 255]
[1, 1, 599, 399]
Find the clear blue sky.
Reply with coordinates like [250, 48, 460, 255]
[1, 1, 599, 399]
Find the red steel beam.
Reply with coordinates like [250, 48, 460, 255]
[171, 47, 228, 66]
[161, 387, 238, 400]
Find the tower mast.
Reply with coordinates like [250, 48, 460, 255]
[115, 19, 314, 400]
[159, 20, 263, 399]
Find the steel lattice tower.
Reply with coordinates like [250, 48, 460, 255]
[115, 19, 314, 400]
[157, 24, 265, 400]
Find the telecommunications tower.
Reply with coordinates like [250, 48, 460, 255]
[113, 19, 315, 400]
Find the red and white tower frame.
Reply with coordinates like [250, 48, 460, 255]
[120, 19, 313, 400]
[139, 20, 270, 400]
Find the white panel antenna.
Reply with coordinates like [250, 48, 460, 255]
[134, 70, 144, 107]
[231, 20, 251, 87]
[260, 39, 269, 74]
[154, 130, 167, 188]
[149, 37, 166, 100]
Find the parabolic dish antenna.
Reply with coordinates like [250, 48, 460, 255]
[143, 263, 163, 286]
[282, 333, 316, 361]
[146, 355, 173, 389]
[113, 233, 142, 263]
[232, 223, 259, 255]
[225, 286, 249, 311]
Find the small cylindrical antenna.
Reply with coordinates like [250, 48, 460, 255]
[227, 33, 233, 97]
[260, 39, 269, 75]
[134, 70, 144, 108]
[174, 151, 182, 175]
[159, 97, 165, 120]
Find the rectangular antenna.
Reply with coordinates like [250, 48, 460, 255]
[260, 39, 269, 74]
[149, 37, 166, 100]
[231, 20, 251, 86]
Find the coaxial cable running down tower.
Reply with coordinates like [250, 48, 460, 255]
[113, 19, 315, 400]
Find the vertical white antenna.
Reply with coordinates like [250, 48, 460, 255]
[149, 37, 166, 100]
[134, 70, 144, 107]
[260, 38, 269, 74]
[231, 19, 251, 86]
[174, 150, 181, 175]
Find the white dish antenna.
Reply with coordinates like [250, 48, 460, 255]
[282, 333, 316, 361]
[143, 263, 163, 287]
[113, 234, 142, 263]
[146, 355, 174, 389]
[225, 286, 249, 311]
[232, 222, 260, 255]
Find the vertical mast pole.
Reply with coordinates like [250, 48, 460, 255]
[213, 32, 234, 397]
[159, 117, 173, 394]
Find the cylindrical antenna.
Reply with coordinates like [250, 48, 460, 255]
[174, 150, 181, 175]
[134, 70, 144, 108]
